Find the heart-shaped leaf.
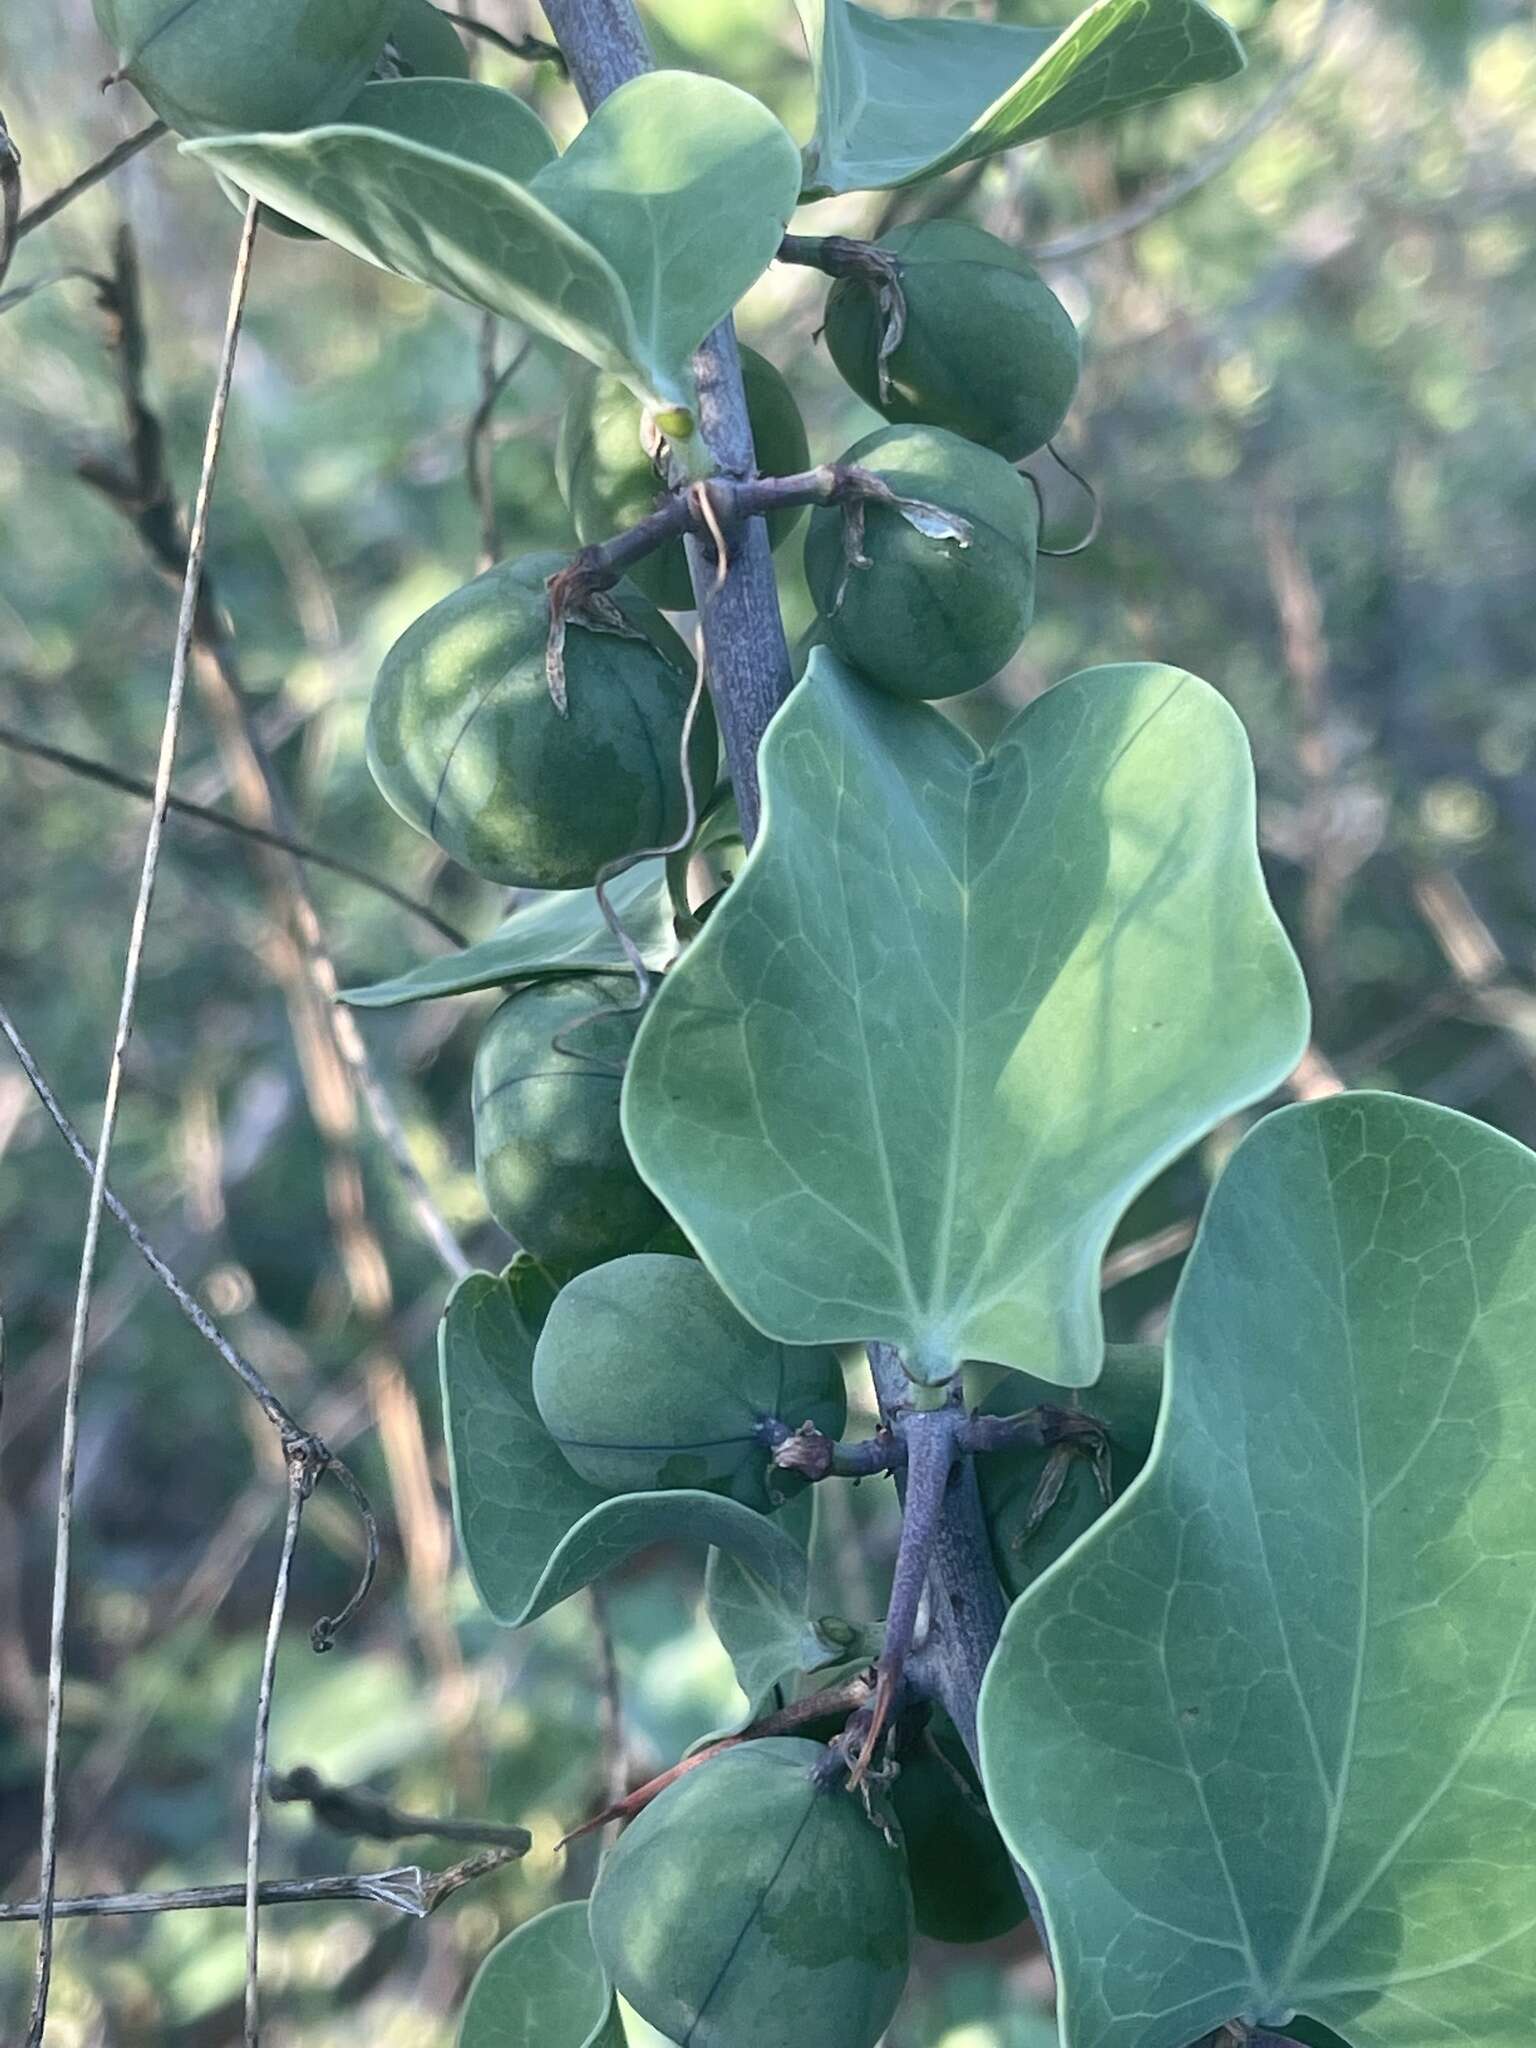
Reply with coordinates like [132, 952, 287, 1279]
[340, 861, 674, 1010]
[979, 1093, 1536, 2048]
[189, 73, 802, 409]
[460, 1901, 625, 2048]
[623, 651, 1308, 1390]
[440, 1259, 810, 1627]
[704, 1494, 880, 1706]
[798, 0, 1245, 197]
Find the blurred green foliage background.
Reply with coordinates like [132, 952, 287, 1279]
[1, 0, 1534, 2041]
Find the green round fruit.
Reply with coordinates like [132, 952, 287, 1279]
[823, 220, 1080, 462]
[95, 0, 392, 137]
[472, 980, 666, 1274]
[532, 1254, 847, 1508]
[589, 1739, 912, 2048]
[367, 552, 717, 889]
[383, 0, 469, 77]
[803, 424, 1039, 701]
[890, 1724, 1026, 1945]
[557, 349, 811, 612]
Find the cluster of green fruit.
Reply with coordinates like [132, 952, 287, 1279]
[362, 225, 1079, 1294]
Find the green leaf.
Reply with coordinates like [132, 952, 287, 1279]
[339, 861, 674, 1010]
[979, 1093, 1536, 2048]
[440, 1261, 811, 1627]
[623, 651, 1308, 1390]
[188, 73, 802, 408]
[460, 1901, 625, 2048]
[798, 0, 1245, 197]
[975, 1344, 1162, 1600]
[704, 1495, 879, 1704]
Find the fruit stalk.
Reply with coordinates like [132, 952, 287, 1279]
[549, 460, 925, 602]
[541, 0, 793, 841]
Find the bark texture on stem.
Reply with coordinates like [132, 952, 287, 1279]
[540, 0, 794, 842]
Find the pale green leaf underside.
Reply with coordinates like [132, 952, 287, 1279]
[340, 861, 673, 1009]
[623, 652, 1308, 1389]
[190, 73, 802, 406]
[979, 1093, 1536, 2048]
[440, 1265, 808, 1627]
[459, 1901, 624, 2048]
[798, 0, 1244, 197]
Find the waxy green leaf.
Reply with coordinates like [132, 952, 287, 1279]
[980, 1094, 1536, 2048]
[460, 1901, 624, 2048]
[340, 861, 674, 1010]
[190, 73, 802, 408]
[798, 0, 1244, 198]
[440, 1260, 809, 1627]
[704, 1494, 879, 1706]
[623, 652, 1308, 1389]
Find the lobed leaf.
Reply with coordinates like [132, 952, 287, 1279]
[623, 651, 1308, 1389]
[704, 1494, 880, 1704]
[189, 73, 802, 408]
[459, 1901, 625, 2048]
[340, 861, 674, 1009]
[980, 1093, 1536, 2048]
[798, 0, 1245, 198]
[439, 1260, 809, 1627]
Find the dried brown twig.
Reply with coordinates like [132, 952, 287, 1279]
[24, 199, 261, 2048]
[0, 717, 467, 946]
[0, 1848, 524, 1924]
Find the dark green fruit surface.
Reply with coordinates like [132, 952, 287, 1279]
[532, 1253, 847, 1508]
[890, 1723, 1026, 1945]
[95, 0, 392, 137]
[556, 348, 811, 612]
[803, 424, 1039, 701]
[824, 219, 1080, 461]
[366, 551, 716, 889]
[383, 0, 469, 77]
[588, 1738, 912, 2048]
[472, 979, 666, 1273]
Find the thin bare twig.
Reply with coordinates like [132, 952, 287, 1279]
[589, 1583, 627, 1836]
[77, 226, 473, 1289]
[466, 319, 530, 570]
[558, 1671, 875, 1848]
[0, 108, 20, 290]
[26, 199, 261, 2048]
[442, 12, 567, 72]
[246, 1448, 318, 2047]
[1100, 1219, 1197, 1289]
[268, 1764, 532, 1850]
[0, 1848, 524, 1923]
[1031, 0, 1343, 263]
[15, 120, 166, 241]
[0, 718, 468, 946]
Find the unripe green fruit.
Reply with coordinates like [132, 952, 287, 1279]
[589, 1739, 912, 2048]
[803, 424, 1039, 701]
[95, 0, 392, 138]
[367, 552, 717, 889]
[532, 1254, 847, 1508]
[556, 349, 811, 612]
[824, 220, 1081, 462]
[472, 980, 666, 1274]
[889, 1725, 1026, 1945]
